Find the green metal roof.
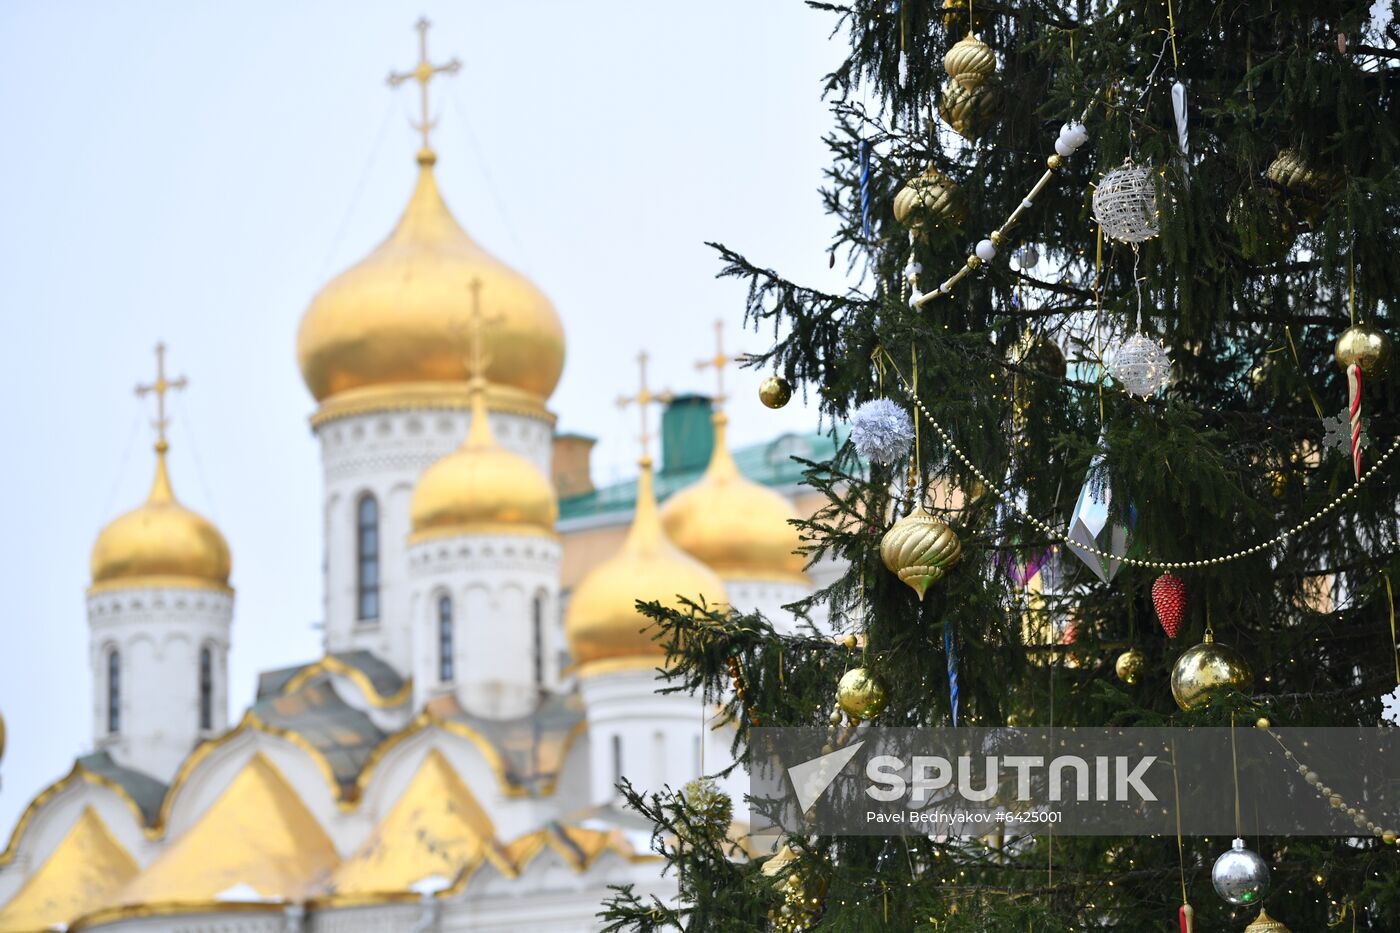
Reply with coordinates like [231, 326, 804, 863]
[559, 427, 844, 522]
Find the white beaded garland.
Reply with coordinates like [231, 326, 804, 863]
[1092, 162, 1160, 244]
[975, 239, 997, 261]
[1108, 333, 1172, 397]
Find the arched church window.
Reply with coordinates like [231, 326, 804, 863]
[107, 648, 121, 734]
[356, 494, 380, 620]
[438, 595, 454, 682]
[532, 591, 546, 688]
[199, 646, 213, 731]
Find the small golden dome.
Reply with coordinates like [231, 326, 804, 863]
[565, 460, 727, 669]
[410, 382, 558, 539]
[90, 443, 231, 592]
[661, 413, 806, 582]
[297, 155, 566, 406]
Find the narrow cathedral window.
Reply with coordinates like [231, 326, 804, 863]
[532, 591, 546, 688]
[107, 649, 121, 734]
[611, 734, 623, 785]
[356, 494, 380, 620]
[438, 595, 454, 682]
[199, 646, 213, 731]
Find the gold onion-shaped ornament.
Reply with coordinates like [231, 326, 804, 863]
[1266, 149, 1338, 200]
[1244, 909, 1292, 933]
[939, 35, 1000, 140]
[1170, 631, 1253, 711]
[836, 667, 889, 721]
[880, 506, 962, 599]
[893, 163, 967, 232]
[943, 34, 996, 81]
[940, 76, 1002, 140]
[1266, 149, 1339, 225]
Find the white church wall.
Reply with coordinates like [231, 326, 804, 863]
[317, 407, 553, 679]
[87, 585, 233, 784]
[408, 534, 561, 717]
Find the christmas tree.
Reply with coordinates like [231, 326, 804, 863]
[604, 1, 1400, 929]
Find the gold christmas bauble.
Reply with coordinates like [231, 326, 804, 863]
[1170, 632, 1254, 711]
[1114, 648, 1146, 685]
[893, 163, 967, 231]
[943, 34, 995, 82]
[1334, 323, 1393, 378]
[759, 375, 793, 409]
[879, 506, 962, 599]
[836, 667, 889, 721]
[1266, 149, 1337, 201]
[939, 75, 1001, 140]
[1244, 908, 1292, 933]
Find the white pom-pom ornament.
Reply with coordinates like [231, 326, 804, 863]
[1108, 334, 1172, 397]
[850, 398, 915, 465]
[1093, 162, 1160, 244]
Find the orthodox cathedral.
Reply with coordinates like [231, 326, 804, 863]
[0, 22, 840, 933]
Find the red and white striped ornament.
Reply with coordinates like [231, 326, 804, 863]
[1152, 573, 1187, 638]
[1347, 363, 1364, 480]
[1179, 903, 1195, 933]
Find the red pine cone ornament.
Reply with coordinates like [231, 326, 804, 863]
[1152, 573, 1187, 638]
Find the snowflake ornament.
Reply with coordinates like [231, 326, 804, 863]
[1322, 409, 1369, 455]
[1383, 685, 1400, 726]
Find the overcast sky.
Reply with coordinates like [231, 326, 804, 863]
[0, 3, 846, 833]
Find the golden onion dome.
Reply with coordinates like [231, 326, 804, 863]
[90, 442, 232, 592]
[297, 152, 566, 409]
[409, 381, 558, 539]
[565, 459, 727, 669]
[661, 413, 806, 582]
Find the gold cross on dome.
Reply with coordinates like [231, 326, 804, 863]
[135, 342, 187, 450]
[617, 352, 673, 466]
[695, 319, 746, 409]
[386, 17, 462, 157]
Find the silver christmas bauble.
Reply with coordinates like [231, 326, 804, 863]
[1211, 837, 1270, 906]
[1109, 334, 1172, 397]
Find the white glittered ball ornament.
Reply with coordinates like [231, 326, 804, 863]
[850, 398, 915, 465]
[1093, 162, 1160, 244]
[1109, 334, 1172, 397]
